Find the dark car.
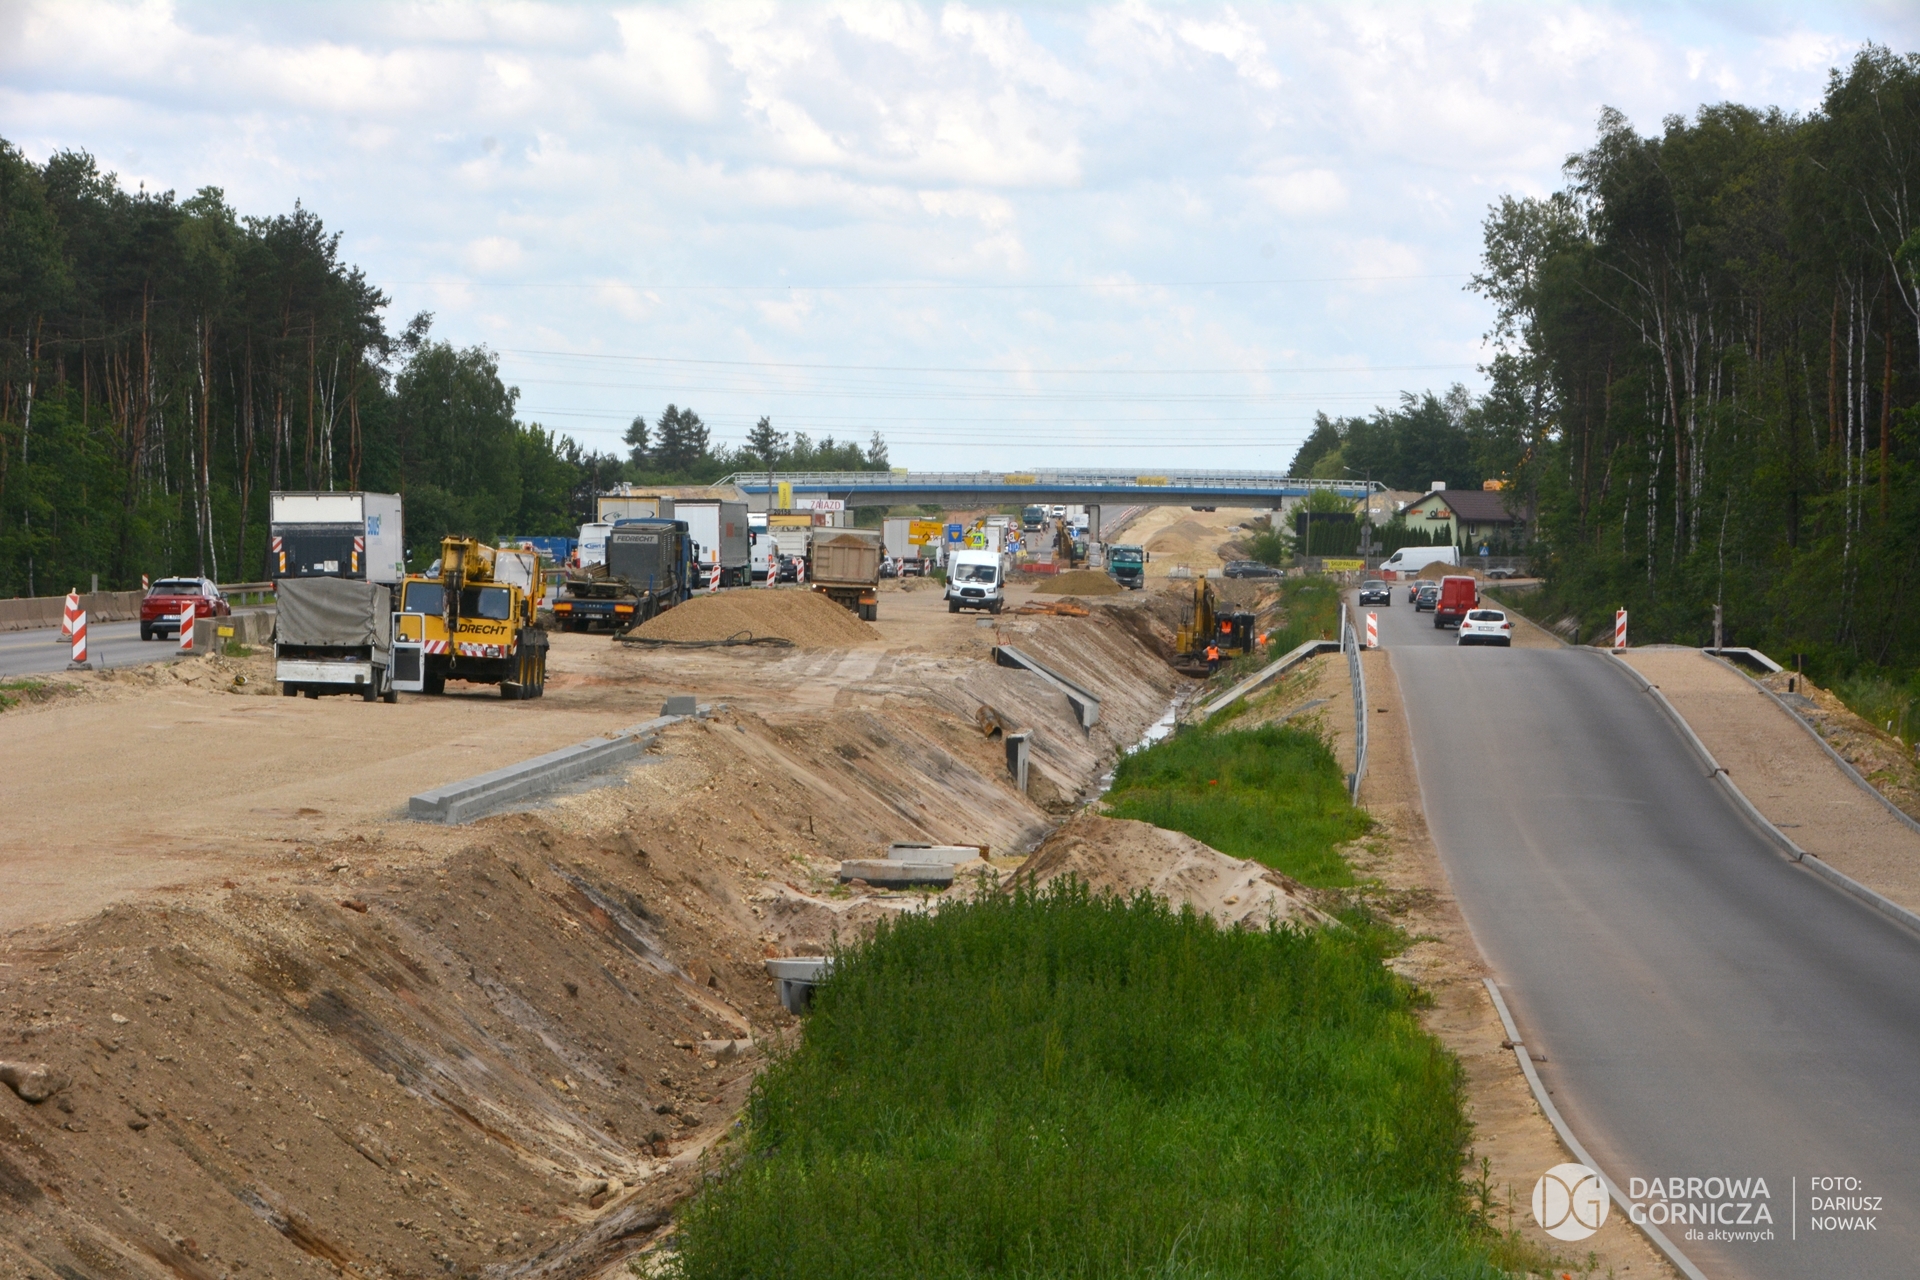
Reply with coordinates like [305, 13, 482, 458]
[1358, 579, 1391, 606]
[1413, 582, 1440, 612]
[1223, 560, 1281, 579]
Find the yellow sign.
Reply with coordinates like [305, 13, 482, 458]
[1136, 475, 1168, 486]
[216, 625, 234, 637]
[908, 519, 944, 545]
[1003, 473, 1036, 483]
[1322, 558, 1365, 571]
[777, 480, 793, 509]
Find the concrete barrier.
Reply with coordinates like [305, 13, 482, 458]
[991, 644, 1101, 730]
[408, 711, 699, 824]
[0, 590, 142, 632]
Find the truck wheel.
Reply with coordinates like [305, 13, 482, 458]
[363, 679, 380, 703]
[282, 683, 298, 697]
[424, 672, 446, 696]
[989, 600, 1003, 615]
[383, 685, 399, 703]
[948, 598, 960, 614]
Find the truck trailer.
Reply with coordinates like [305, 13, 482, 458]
[268, 491, 405, 586]
[810, 528, 883, 620]
[275, 576, 396, 701]
[675, 500, 751, 587]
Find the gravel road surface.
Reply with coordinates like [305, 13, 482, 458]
[1377, 596, 1920, 1278]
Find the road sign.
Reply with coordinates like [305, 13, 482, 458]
[945, 523, 965, 545]
[909, 519, 944, 545]
[1323, 558, 1365, 571]
[794, 497, 845, 511]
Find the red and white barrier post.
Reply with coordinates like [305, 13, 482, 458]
[795, 557, 806, 586]
[60, 590, 79, 639]
[177, 605, 196, 652]
[1366, 611, 1378, 649]
[67, 610, 91, 670]
[1613, 609, 1628, 651]
[708, 561, 722, 592]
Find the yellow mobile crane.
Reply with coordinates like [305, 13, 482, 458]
[396, 537, 549, 699]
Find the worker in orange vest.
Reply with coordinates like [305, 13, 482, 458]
[1206, 641, 1220, 674]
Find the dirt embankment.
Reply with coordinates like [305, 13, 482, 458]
[0, 585, 1189, 1280]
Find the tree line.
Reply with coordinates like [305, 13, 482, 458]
[0, 140, 887, 596]
[1465, 45, 1920, 672]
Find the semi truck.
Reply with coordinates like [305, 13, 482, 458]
[551, 518, 695, 632]
[1108, 544, 1147, 589]
[275, 576, 396, 701]
[676, 500, 751, 587]
[810, 528, 883, 620]
[394, 537, 549, 698]
[268, 491, 405, 586]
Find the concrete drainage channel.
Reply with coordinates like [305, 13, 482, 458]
[407, 694, 710, 825]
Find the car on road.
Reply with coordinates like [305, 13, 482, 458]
[1222, 560, 1282, 579]
[1412, 582, 1440, 611]
[1457, 608, 1513, 646]
[139, 577, 229, 640]
[1434, 575, 1479, 629]
[1358, 579, 1391, 605]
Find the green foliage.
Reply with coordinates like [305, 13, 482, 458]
[1466, 48, 1920, 673]
[1288, 392, 1511, 492]
[676, 882, 1499, 1280]
[1265, 575, 1346, 654]
[1106, 723, 1368, 886]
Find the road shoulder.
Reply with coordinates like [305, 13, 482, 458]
[1622, 648, 1920, 920]
[1363, 648, 1678, 1276]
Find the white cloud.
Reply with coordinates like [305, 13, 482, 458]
[6, 1, 1918, 468]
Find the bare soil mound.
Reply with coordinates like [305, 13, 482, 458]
[629, 588, 878, 647]
[1032, 569, 1122, 596]
[1016, 812, 1329, 929]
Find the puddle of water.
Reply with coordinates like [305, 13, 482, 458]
[1092, 695, 1185, 797]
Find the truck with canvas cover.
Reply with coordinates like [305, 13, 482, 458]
[268, 491, 405, 586]
[275, 576, 395, 701]
[551, 518, 694, 632]
[810, 528, 883, 620]
[675, 500, 751, 587]
[396, 537, 550, 698]
[1107, 544, 1147, 589]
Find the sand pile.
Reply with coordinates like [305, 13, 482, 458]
[1016, 813, 1330, 929]
[629, 588, 879, 646]
[1033, 568, 1122, 596]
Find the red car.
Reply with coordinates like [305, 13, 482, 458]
[140, 577, 229, 640]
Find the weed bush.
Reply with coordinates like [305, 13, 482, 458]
[1105, 724, 1367, 887]
[676, 883, 1500, 1280]
[1266, 577, 1345, 654]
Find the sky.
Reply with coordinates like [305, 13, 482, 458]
[5, 2, 1920, 473]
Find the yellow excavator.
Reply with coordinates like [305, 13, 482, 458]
[1173, 577, 1257, 676]
[395, 537, 549, 699]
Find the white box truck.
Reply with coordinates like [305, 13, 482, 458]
[268, 491, 405, 584]
[676, 500, 751, 587]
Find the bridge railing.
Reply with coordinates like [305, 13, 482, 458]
[718, 470, 1383, 494]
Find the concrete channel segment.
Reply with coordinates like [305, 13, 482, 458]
[1371, 592, 1920, 1277]
[408, 710, 698, 824]
[992, 644, 1100, 730]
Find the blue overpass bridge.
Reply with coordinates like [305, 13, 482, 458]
[721, 470, 1380, 526]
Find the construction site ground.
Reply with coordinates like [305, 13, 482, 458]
[0, 574, 1220, 1280]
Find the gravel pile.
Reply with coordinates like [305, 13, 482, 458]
[630, 588, 879, 646]
[1032, 569, 1122, 596]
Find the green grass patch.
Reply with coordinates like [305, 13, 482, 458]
[676, 883, 1503, 1280]
[0, 678, 76, 713]
[1265, 575, 1345, 655]
[1105, 723, 1368, 887]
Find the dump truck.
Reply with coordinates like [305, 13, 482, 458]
[394, 536, 549, 698]
[550, 518, 694, 632]
[275, 576, 396, 701]
[1108, 544, 1147, 589]
[268, 491, 405, 586]
[810, 527, 883, 620]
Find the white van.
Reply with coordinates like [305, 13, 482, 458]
[946, 548, 1008, 615]
[1381, 545, 1459, 577]
[577, 521, 611, 568]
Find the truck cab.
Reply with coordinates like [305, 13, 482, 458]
[397, 539, 549, 698]
[946, 549, 1008, 615]
[1108, 544, 1147, 589]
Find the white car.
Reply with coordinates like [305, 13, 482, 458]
[1457, 608, 1512, 647]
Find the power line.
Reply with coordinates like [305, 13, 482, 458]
[388, 272, 1473, 293]
[500, 348, 1478, 376]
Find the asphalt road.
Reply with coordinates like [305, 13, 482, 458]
[1371, 590, 1920, 1278]
[0, 619, 187, 678]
